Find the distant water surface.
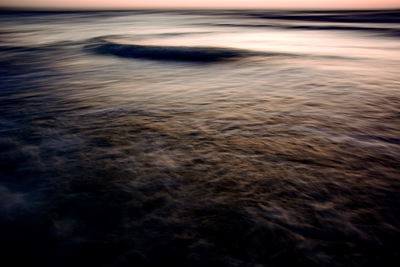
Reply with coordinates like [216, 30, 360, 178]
[0, 9, 400, 267]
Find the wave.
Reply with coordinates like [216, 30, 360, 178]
[0, 45, 40, 53]
[85, 37, 256, 62]
[202, 23, 400, 38]
[244, 10, 400, 24]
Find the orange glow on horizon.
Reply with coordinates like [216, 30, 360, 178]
[1, 0, 399, 10]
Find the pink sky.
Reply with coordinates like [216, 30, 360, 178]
[1, 0, 399, 9]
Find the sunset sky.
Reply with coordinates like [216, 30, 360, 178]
[1, 0, 399, 10]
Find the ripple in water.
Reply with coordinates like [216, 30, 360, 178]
[0, 9, 400, 267]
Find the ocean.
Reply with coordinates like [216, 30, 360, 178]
[0, 9, 400, 267]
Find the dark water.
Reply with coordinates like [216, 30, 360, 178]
[1, 9, 400, 267]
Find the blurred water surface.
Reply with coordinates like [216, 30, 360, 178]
[0, 9, 400, 267]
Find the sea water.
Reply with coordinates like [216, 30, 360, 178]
[0, 9, 400, 267]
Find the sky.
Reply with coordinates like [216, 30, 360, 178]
[0, 0, 399, 10]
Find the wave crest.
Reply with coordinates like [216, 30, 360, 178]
[85, 37, 253, 62]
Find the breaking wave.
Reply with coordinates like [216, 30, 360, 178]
[85, 37, 256, 62]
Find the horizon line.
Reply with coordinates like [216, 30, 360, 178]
[1, 6, 400, 12]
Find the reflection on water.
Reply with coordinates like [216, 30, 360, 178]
[0, 9, 400, 267]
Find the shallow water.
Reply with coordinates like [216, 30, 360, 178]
[1, 9, 400, 267]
